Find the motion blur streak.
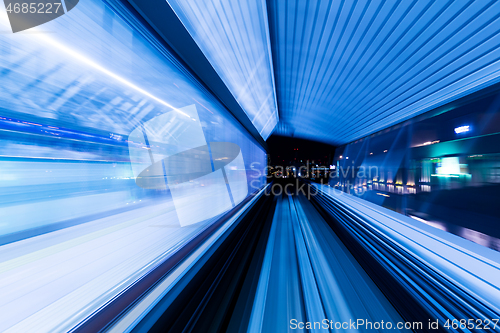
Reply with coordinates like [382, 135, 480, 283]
[248, 193, 409, 333]
[332, 91, 500, 251]
[270, 0, 500, 144]
[167, 0, 279, 139]
[2, 0, 500, 332]
[0, 0, 266, 331]
[312, 183, 500, 325]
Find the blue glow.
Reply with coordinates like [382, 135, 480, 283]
[312, 183, 500, 323]
[454, 125, 470, 134]
[0, 1, 266, 330]
[269, 0, 500, 145]
[167, 0, 279, 139]
[248, 194, 407, 332]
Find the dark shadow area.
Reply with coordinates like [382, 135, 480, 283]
[266, 135, 336, 166]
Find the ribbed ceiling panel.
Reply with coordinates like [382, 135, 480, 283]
[269, 0, 500, 145]
[166, 0, 279, 140]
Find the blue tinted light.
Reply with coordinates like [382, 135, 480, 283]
[269, 0, 500, 145]
[454, 125, 471, 134]
[167, 0, 279, 139]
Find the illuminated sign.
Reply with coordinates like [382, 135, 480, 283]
[436, 157, 460, 175]
[454, 125, 470, 134]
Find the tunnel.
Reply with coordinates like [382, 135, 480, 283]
[0, 0, 500, 332]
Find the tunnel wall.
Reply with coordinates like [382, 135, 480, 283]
[330, 89, 500, 249]
[0, 0, 267, 242]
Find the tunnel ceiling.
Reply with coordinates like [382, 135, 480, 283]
[268, 0, 500, 145]
[163, 0, 500, 146]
